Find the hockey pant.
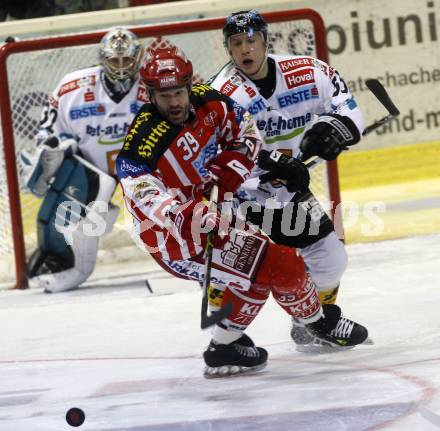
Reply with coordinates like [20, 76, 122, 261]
[28, 155, 118, 292]
[158, 238, 322, 339]
[244, 190, 347, 303]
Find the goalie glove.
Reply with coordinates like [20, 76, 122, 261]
[299, 114, 361, 161]
[20, 136, 77, 197]
[258, 150, 310, 193]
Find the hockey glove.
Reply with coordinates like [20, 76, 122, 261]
[20, 136, 77, 197]
[205, 151, 254, 197]
[169, 199, 222, 247]
[258, 150, 310, 193]
[299, 114, 361, 161]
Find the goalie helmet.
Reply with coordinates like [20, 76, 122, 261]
[223, 10, 268, 47]
[99, 27, 143, 83]
[140, 46, 193, 91]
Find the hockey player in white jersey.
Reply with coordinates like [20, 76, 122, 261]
[209, 10, 367, 352]
[20, 27, 146, 293]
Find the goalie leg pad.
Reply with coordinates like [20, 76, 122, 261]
[29, 155, 116, 292]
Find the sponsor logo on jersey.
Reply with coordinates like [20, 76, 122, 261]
[232, 101, 245, 122]
[86, 122, 130, 144]
[244, 84, 257, 98]
[220, 79, 239, 96]
[130, 102, 143, 114]
[48, 95, 58, 108]
[279, 57, 328, 75]
[246, 97, 266, 115]
[284, 68, 315, 89]
[221, 231, 262, 274]
[279, 57, 313, 73]
[119, 157, 147, 176]
[192, 138, 218, 178]
[204, 111, 218, 128]
[191, 84, 213, 98]
[277, 85, 319, 109]
[58, 75, 96, 97]
[70, 103, 106, 120]
[220, 73, 243, 97]
[138, 120, 171, 159]
[165, 260, 226, 286]
[329, 66, 336, 79]
[256, 113, 312, 138]
[84, 91, 95, 102]
[137, 85, 149, 103]
[124, 111, 152, 151]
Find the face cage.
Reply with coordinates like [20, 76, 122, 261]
[103, 55, 140, 82]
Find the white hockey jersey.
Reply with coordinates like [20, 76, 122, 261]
[209, 54, 364, 206]
[36, 65, 148, 175]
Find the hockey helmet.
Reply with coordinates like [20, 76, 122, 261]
[140, 46, 193, 91]
[99, 27, 143, 83]
[223, 10, 268, 47]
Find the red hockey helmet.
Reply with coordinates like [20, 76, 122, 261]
[140, 46, 193, 91]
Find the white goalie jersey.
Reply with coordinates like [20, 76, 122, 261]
[36, 65, 148, 175]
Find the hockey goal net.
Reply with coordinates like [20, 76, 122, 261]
[0, 8, 340, 289]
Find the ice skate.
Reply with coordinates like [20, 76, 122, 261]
[293, 304, 369, 353]
[203, 333, 268, 378]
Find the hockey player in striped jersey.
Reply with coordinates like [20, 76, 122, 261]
[116, 46, 368, 377]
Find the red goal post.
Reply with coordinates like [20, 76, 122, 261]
[0, 8, 341, 290]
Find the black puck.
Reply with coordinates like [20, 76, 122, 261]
[66, 407, 85, 427]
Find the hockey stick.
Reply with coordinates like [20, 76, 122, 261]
[362, 78, 400, 134]
[305, 78, 400, 169]
[200, 184, 233, 329]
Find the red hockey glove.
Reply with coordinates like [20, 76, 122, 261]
[169, 199, 221, 246]
[205, 151, 254, 195]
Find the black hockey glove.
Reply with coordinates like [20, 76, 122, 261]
[299, 114, 361, 161]
[258, 149, 310, 193]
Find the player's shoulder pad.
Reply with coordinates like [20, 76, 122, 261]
[121, 103, 180, 172]
[56, 65, 100, 98]
[190, 83, 235, 109]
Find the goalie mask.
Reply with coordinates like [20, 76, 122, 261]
[223, 10, 268, 47]
[140, 46, 193, 92]
[99, 28, 143, 84]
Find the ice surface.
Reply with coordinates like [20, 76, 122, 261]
[1, 234, 440, 431]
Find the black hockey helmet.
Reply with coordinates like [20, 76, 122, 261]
[223, 10, 268, 47]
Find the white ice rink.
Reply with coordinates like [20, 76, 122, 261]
[1, 234, 440, 431]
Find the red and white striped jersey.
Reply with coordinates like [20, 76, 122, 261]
[116, 84, 262, 261]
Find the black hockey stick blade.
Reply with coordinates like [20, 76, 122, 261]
[201, 302, 233, 330]
[362, 79, 400, 136]
[365, 79, 400, 116]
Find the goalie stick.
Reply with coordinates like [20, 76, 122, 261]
[200, 184, 232, 329]
[305, 78, 400, 169]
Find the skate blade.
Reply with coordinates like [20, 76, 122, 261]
[296, 336, 374, 353]
[44, 285, 79, 294]
[296, 343, 355, 354]
[203, 362, 267, 379]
